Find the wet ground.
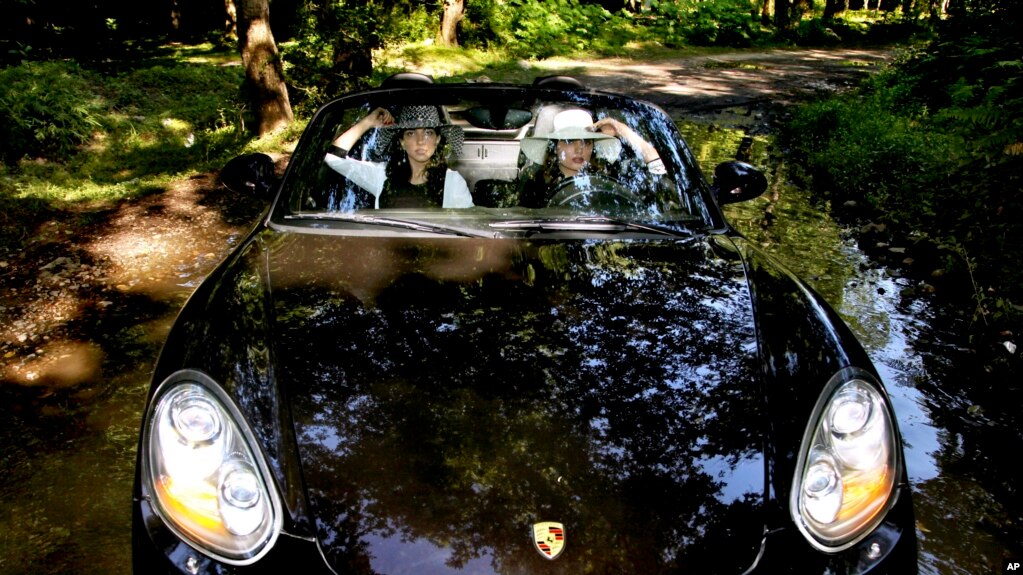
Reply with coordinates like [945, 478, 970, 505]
[2, 48, 1021, 573]
[0, 171, 274, 573]
[693, 124, 1023, 574]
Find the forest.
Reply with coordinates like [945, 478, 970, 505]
[1, 0, 1020, 335]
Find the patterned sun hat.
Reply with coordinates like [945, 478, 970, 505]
[520, 109, 621, 165]
[376, 105, 464, 157]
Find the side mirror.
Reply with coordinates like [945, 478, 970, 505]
[712, 161, 767, 205]
[220, 153, 278, 198]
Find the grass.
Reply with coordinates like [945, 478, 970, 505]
[0, 44, 312, 248]
[701, 60, 767, 70]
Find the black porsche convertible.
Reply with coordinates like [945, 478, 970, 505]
[131, 74, 916, 574]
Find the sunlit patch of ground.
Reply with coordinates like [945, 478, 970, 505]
[537, 47, 893, 110]
[0, 250, 108, 387]
[85, 174, 255, 299]
[0, 171, 270, 392]
[0, 163, 271, 573]
[2, 341, 104, 388]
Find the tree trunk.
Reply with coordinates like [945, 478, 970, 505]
[225, 0, 238, 40]
[171, 0, 182, 33]
[824, 0, 848, 19]
[774, 0, 792, 28]
[236, 0, 293, 136]
[437, 0, 465, 47]
[793, 0, 813, 20]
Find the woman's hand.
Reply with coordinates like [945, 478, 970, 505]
[360, 107, 394, 130]
[591, 117, 629, 139]
[332, 108, 394, 151]
[592, 117, 660, 163]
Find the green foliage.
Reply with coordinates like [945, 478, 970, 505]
[784, 93, 957, 219]
[0, 58, 249, 169]
[280, 34, 339, 114]
[0, 50, 258, 248]
[643, 0, 768, 48]
[643, 0, 689, 48]
[0, 174, 51, 246]
[774, 10, 932, 46]
[789, 18, 846, 46]
[280, 1, 389, 114]
[503, 0, 635, 59]
[86, 63, 250, 178]
[683, 0, 765, 47]
[460, 0, 505, 48]
[109, 64, 246, 130]
[385, 3, 438, 45]
[0, 62, 103, 164]
[781, 0, 1023, 313]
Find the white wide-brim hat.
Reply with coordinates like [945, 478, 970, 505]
[376, 105, 464, 157]
[520, 109, 622, 165]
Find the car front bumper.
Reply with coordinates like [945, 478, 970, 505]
[133, 486, 916, 574]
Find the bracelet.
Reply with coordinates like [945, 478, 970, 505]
[328, 145, 348, 157]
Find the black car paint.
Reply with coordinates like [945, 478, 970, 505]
[133, 81, 915, 574]
[273, 233, 762, 573]
[135, 226, 913, 574]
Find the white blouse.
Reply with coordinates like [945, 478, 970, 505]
[324, 151, 473, 209]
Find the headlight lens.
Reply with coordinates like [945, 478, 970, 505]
[142, 372, 281, 564]
[791, 370, 901, 551]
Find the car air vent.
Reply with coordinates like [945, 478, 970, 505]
[533, 75, 585, 90]
[380, 72, 435, 88]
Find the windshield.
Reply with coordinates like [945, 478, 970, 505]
[272, 84, 717, 233]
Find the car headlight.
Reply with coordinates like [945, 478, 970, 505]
[791, 368, 902, 552]
[141, 370, 281, 565]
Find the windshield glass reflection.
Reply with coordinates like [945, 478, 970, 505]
[279, 91, 712, 225]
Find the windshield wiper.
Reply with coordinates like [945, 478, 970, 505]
[489, 216, 698, 237]
[288, 213, 493, 237]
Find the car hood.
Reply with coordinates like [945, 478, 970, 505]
[266, 232, 766, 574]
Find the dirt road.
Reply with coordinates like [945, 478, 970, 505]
[532, 47, 894, 127]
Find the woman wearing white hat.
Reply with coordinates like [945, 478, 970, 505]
[518, 108, 665, 208]
[325, 105, 473, 209]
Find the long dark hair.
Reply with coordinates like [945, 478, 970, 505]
[518, 139, 610, 208]
[381, 129, 451, 207]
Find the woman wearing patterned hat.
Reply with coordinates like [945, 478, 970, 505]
[518, 108, 665, 208]
[325, 105, 473, 209]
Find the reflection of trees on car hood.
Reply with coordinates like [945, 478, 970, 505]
[266, 232, 766, 573]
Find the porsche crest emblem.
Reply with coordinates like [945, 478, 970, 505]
[532, 521, 566, 560]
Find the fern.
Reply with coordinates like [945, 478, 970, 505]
[939, 105, 1004, 129]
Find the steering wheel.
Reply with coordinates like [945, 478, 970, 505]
[547, 173, 644, 211]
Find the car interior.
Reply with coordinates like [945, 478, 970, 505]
[447, 104, 535, 208]
[451, 101, 671, 210]
[286, 77, 685, 216]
